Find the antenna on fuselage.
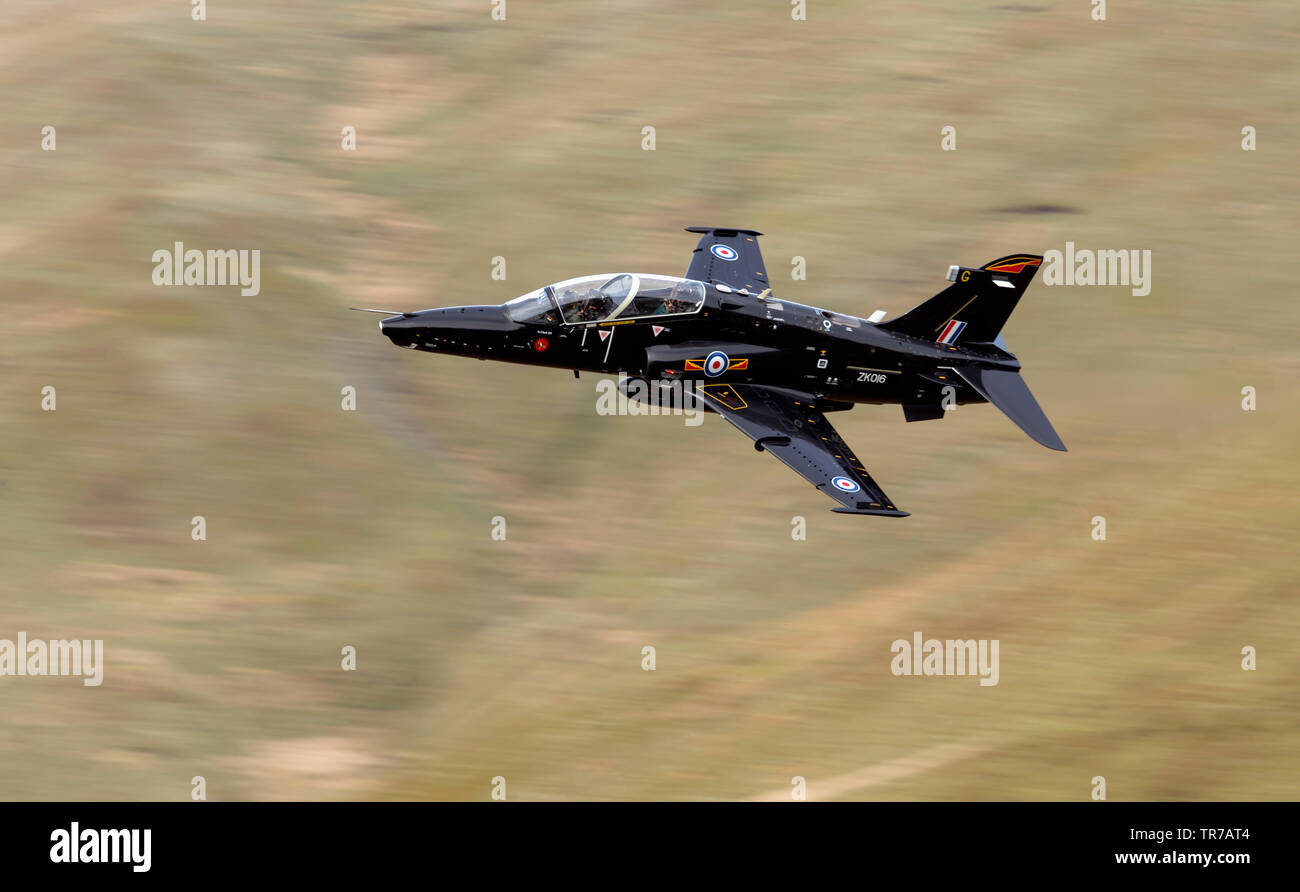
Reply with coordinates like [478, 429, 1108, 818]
[348, 307, 418, 317]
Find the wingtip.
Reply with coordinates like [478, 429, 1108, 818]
[684, 226, 764, 236]
[832, 507, 910, 517]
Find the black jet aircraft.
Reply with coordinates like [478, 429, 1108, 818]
[357, 227, 1065, 516]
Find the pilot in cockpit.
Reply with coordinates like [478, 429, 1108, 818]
[655, 282, 689, 315]
[564, 287, 612, 322]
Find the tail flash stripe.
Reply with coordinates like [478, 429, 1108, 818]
[983, 257, 1042, 274]
[936, 320, 966, 345]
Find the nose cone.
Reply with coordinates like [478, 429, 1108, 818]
[380, 314, 420, 347]
[379, 305, 515, 350]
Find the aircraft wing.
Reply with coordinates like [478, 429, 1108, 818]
[693, 383, 909, 516]
[684, 227, 773, 296]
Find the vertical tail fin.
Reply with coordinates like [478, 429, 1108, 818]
[878, 255, 1043, 344]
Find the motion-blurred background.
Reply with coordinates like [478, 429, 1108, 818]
[1, 1, 1296, 800]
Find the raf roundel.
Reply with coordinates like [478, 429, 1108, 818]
[831, 476, 861, 493]
[703, 350, 729, 378]
[710, 244, 739, 262]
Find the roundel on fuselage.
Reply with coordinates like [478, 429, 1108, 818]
[704, 350, 729, 377]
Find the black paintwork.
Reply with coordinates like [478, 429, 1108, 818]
[369, 228, 1065, 515]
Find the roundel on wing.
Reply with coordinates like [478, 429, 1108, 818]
[704, 350, 729, 377]
[831, 476, 861, 493]
[710, 244, 739, 262]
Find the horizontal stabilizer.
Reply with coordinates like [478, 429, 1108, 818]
[953, 366, 1066, 451]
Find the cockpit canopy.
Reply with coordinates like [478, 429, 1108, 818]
[506, 274, 707, 325]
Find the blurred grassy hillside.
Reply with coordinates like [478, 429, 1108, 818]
[0, 0, 1296, 800]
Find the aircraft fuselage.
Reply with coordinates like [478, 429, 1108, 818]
[378, 285, 1017, 414]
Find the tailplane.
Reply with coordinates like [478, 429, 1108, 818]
[952, 365, 1066, 451]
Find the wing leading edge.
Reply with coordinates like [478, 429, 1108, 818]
[692, 383, 909, 516]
